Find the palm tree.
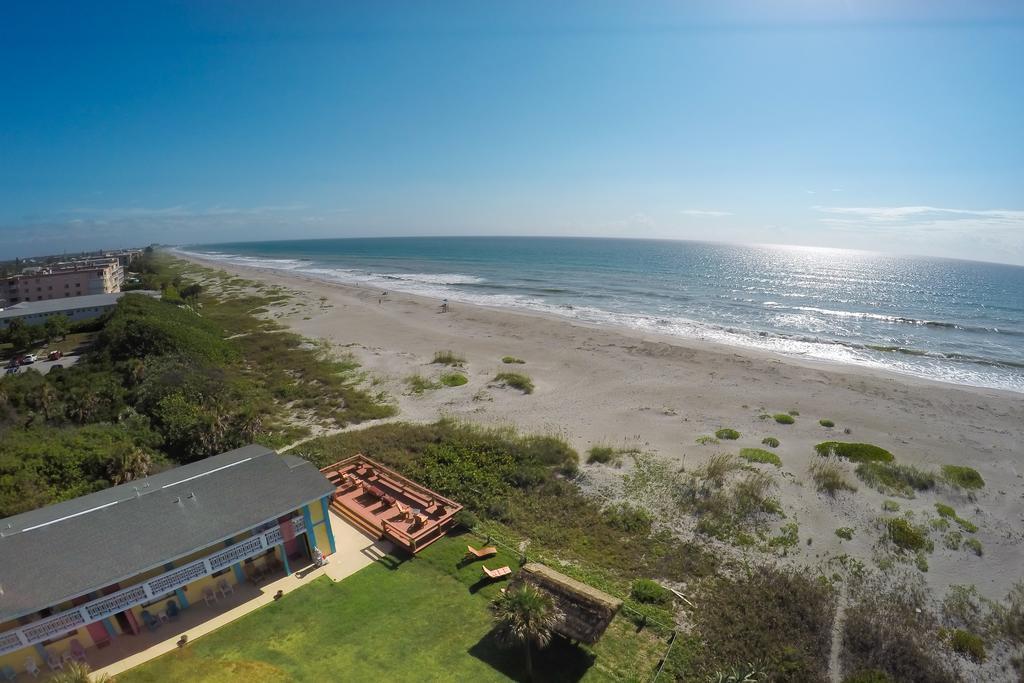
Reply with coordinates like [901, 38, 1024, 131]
[106, 447, 153, 484]
[492, 585, 562, 681]
[50, 661, 112, 683]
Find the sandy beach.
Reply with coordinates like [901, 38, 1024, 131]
[182, 252, 1024, 601]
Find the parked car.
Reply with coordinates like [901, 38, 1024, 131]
[47, 350, 63, 361]
[21, 354, 37, 364]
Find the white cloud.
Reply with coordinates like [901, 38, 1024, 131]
[679, 209, 733, 217]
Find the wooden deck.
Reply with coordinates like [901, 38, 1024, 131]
[321, 455, 462, 553]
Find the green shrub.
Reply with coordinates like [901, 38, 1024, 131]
[882, 500, 901, 512]
[739, 448, 781, 467]
[855, 461, 934, 496]
[885, 518, 932, 553]
[761, 437, 780, 448]
[695, 435, 720, 445]
[815, 442, 893, 463]
[810, 460, 856, 495]
[431, 350, 464, 365]
[630, 578, 672, 605]
[773, 413, 795, 424]
[935, 503, 954, 518]
[949, 629, 986, 662]
[501, 356, 525, 364]
[439, 372, 468, 387]
[601, 502, 653, 535]
[964, 538, 983, 556]
[715, 428, 740, 440]
[836, 527, 855, 541]
[587, 445, 618, 465]
[492, 372, 534, 394]
[819, 419, 835, 428]
[941, 465, 984, 490]
[453, 509, 479, 530]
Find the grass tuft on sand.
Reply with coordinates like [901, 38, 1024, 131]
[739, 448, 782, 467]
[405, 374, 440, 394]
[855, 462, 934, 497]
[491, 372, 534, 394]
[501, 356, 525, 364]
[432, 349, 465, 365]
[819, 419, 835, 428]
[815, 442, 893, 463]
[761, 437, 780, 448]
[714, 428, 741, 440]
[439, 372, 468, 387]
[941, 465, 985, 490]
[773, 413, 795, 424]
[810, 459, 856, 496]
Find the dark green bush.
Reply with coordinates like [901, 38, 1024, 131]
[815, 442, 893, 463]
[836, 527, 854, 541]
[761, 436, 780, 448]
[886, 518, 932, 553]
[949, 629, 986, 662]
[819, 419, 835, 428]
[715, 428, 740, 440]
[630, 578, 672, 605]
[453, 509, 479, 530]
[601, 502, 653, 535]
[773, 413, 795, 424]
[501, 356, 525, 364]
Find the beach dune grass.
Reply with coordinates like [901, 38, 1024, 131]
[761, 437, 780, 448]
[809, 460, 856, 496]
[405, 374, 440, 394]
[501, 356, 525, 364]
[714, 428, 741, 440]
[855, 462, 934, 497]
[432, 349, 465, 365]
[819, 419, 835, 428]
[587, 445, 618, 465]
[739, 448, 782, 467]
[491, 372, 534, 394]
[118, 536, 661, 682]
[439, 372, 468, 387]
[814, 442, 893, 463]
[941, 465, 985, 490]
[773, 413, 795, 425]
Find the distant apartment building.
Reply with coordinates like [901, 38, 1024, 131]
[0, 291, 160, 330]
[5, 258, 124, 304]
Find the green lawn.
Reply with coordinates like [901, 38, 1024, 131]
[119, 534, 664, 682]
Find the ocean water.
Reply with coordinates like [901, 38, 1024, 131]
[180, 237, 1024, 393]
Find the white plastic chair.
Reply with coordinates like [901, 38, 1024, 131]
[203, 586, 218, 606]
[24, 656, 40, 678]
[218, 578, 235, 598]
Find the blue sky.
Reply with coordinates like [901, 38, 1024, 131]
[2, 1, 1023, 264]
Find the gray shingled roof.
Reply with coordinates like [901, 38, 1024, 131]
[0, 291, 160, 320]
[0, 444, 334, 621]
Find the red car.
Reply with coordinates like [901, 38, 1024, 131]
[47, 350, 63, 361]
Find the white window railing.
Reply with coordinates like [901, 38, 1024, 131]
[0, 515, 306, 655]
